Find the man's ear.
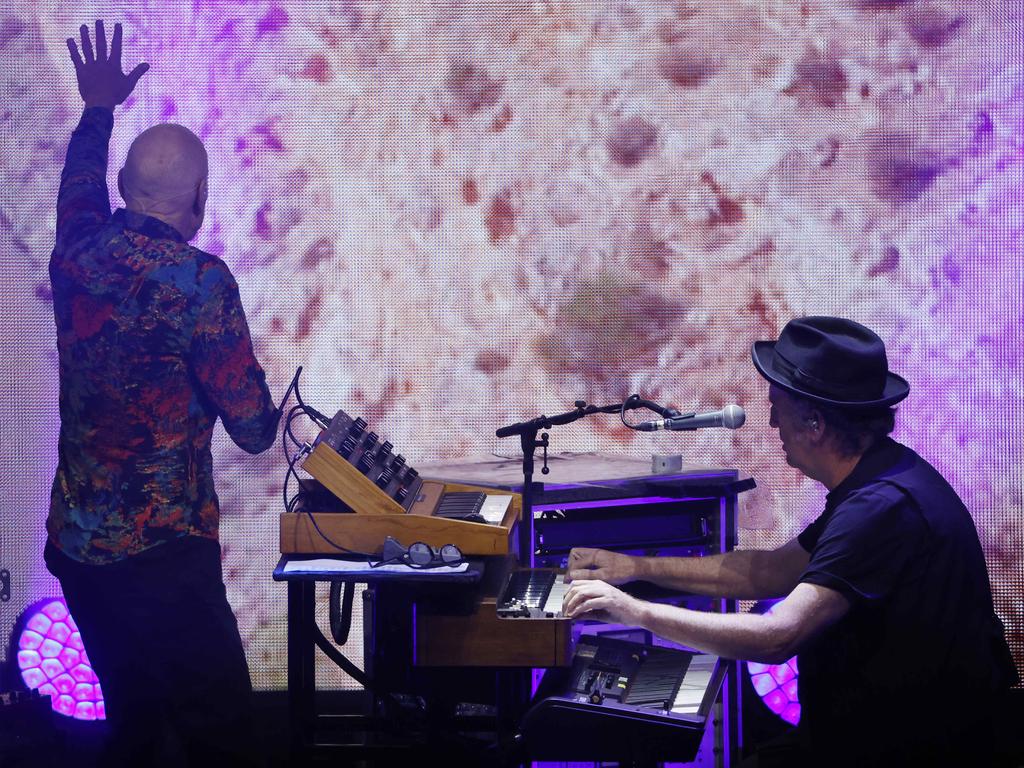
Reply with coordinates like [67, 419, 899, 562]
[806, 410, 825, 442]
[193, 177, 209, 215]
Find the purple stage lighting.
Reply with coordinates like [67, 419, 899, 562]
[16, 598, 105, 721]
[746, 599, 800, 725]
[747, 656, 800, 725]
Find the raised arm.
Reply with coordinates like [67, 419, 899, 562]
[57, 21, 148, 250]
[566, 537, 810, 601]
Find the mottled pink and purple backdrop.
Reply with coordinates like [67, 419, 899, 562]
[1, 1, 1021, 690]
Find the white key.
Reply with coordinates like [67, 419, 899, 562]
[542, 578, 571, 616]
[672, 654, 718, 714]
[479, 495, 513, 524]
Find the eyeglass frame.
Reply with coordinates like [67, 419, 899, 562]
[371, 540, 464, 569]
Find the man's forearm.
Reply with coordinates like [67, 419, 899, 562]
[634, 549, 797, 600]
[56, 107, 114, 245]
[622, 580, 849, 664]
[633, 602, 795, 663]
[61, 107, 113, 186]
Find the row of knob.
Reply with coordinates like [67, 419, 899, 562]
[337, 417, 419, 503]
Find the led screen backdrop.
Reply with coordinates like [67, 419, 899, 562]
[1, 0, 1021, 691]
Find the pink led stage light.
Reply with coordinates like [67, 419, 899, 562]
[746, 656, 800, 726]
[16, 599, 105, 721]
[746, 599, 800, 725]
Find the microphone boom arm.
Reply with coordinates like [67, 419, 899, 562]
[494, 396, 673, 566]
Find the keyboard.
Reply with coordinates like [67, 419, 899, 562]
[497, 569, 569, 618]
[670, 652, 718, 714]
[435, 491, 513, 524]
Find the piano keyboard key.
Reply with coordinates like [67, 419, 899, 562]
[434, 492, 513, 524]
[498, 570, 569, 617]
[542, 578, 570, 616]
[479, 495, 513, 524]
[435, 492, 487, 518]
[671, 653, 718, 714]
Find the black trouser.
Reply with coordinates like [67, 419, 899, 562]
[45, 536, 258, 767]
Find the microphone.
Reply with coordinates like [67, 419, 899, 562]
[635, 405, 746, 432]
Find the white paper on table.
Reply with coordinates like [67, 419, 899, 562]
[282, 558, 469, 574]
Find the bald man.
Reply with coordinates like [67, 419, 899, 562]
[118, 122, 209, 240]
[44, 21, 279, 767]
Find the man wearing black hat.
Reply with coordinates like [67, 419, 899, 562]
[564, 317, 1017, 766]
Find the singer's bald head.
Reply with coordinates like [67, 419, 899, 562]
[118, 123, 209, 240]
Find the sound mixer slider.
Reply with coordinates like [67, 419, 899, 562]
[376, 465, 396, 488]
[356, 432, 379, 472]
[376, 454, 406, 490]
[339, 435, 358, 458]
[394, 467, 419, 503]
[338, 418, 369, 458]
[357, 452, 375, 473]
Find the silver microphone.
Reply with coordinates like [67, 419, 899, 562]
[636, 405, 746, 432]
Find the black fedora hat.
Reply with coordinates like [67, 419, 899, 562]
[752, 317, 909, 408]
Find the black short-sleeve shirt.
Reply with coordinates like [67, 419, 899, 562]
[794, 438, 1017, 764]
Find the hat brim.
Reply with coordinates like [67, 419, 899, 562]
[751, 341, 910, 408]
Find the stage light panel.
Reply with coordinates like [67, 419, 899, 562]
[747, 657, 801, 726]
[16, 599, 105, 721]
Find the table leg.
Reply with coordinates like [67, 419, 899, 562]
[288, 580, 316, 757]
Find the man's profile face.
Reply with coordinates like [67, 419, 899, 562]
[768, 385, 815, 475]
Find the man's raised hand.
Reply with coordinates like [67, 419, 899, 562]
[67, 20, 149, 110]
[565, 547, 640, 585]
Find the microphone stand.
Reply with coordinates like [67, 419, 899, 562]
[495, 397, 672, 566]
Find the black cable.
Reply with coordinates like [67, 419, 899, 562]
[620, 393, 685, 431]
[285, 446, 313, 511]
[311, 622, 373, 690]
[280, 427, 379, 558]
[292, 369, 330, 427]
[284, 404, 308, 449]
[282, 444, 303, 514]
[329, 581, 355, 645]
[280, 400, 334, 513]
[620, 394, 639, 430]
[282, 405, 313, 513]
[276, 366, 303, 414]
[300, 506, 379, 559]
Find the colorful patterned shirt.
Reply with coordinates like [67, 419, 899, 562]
[47, 107, 279, 564]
